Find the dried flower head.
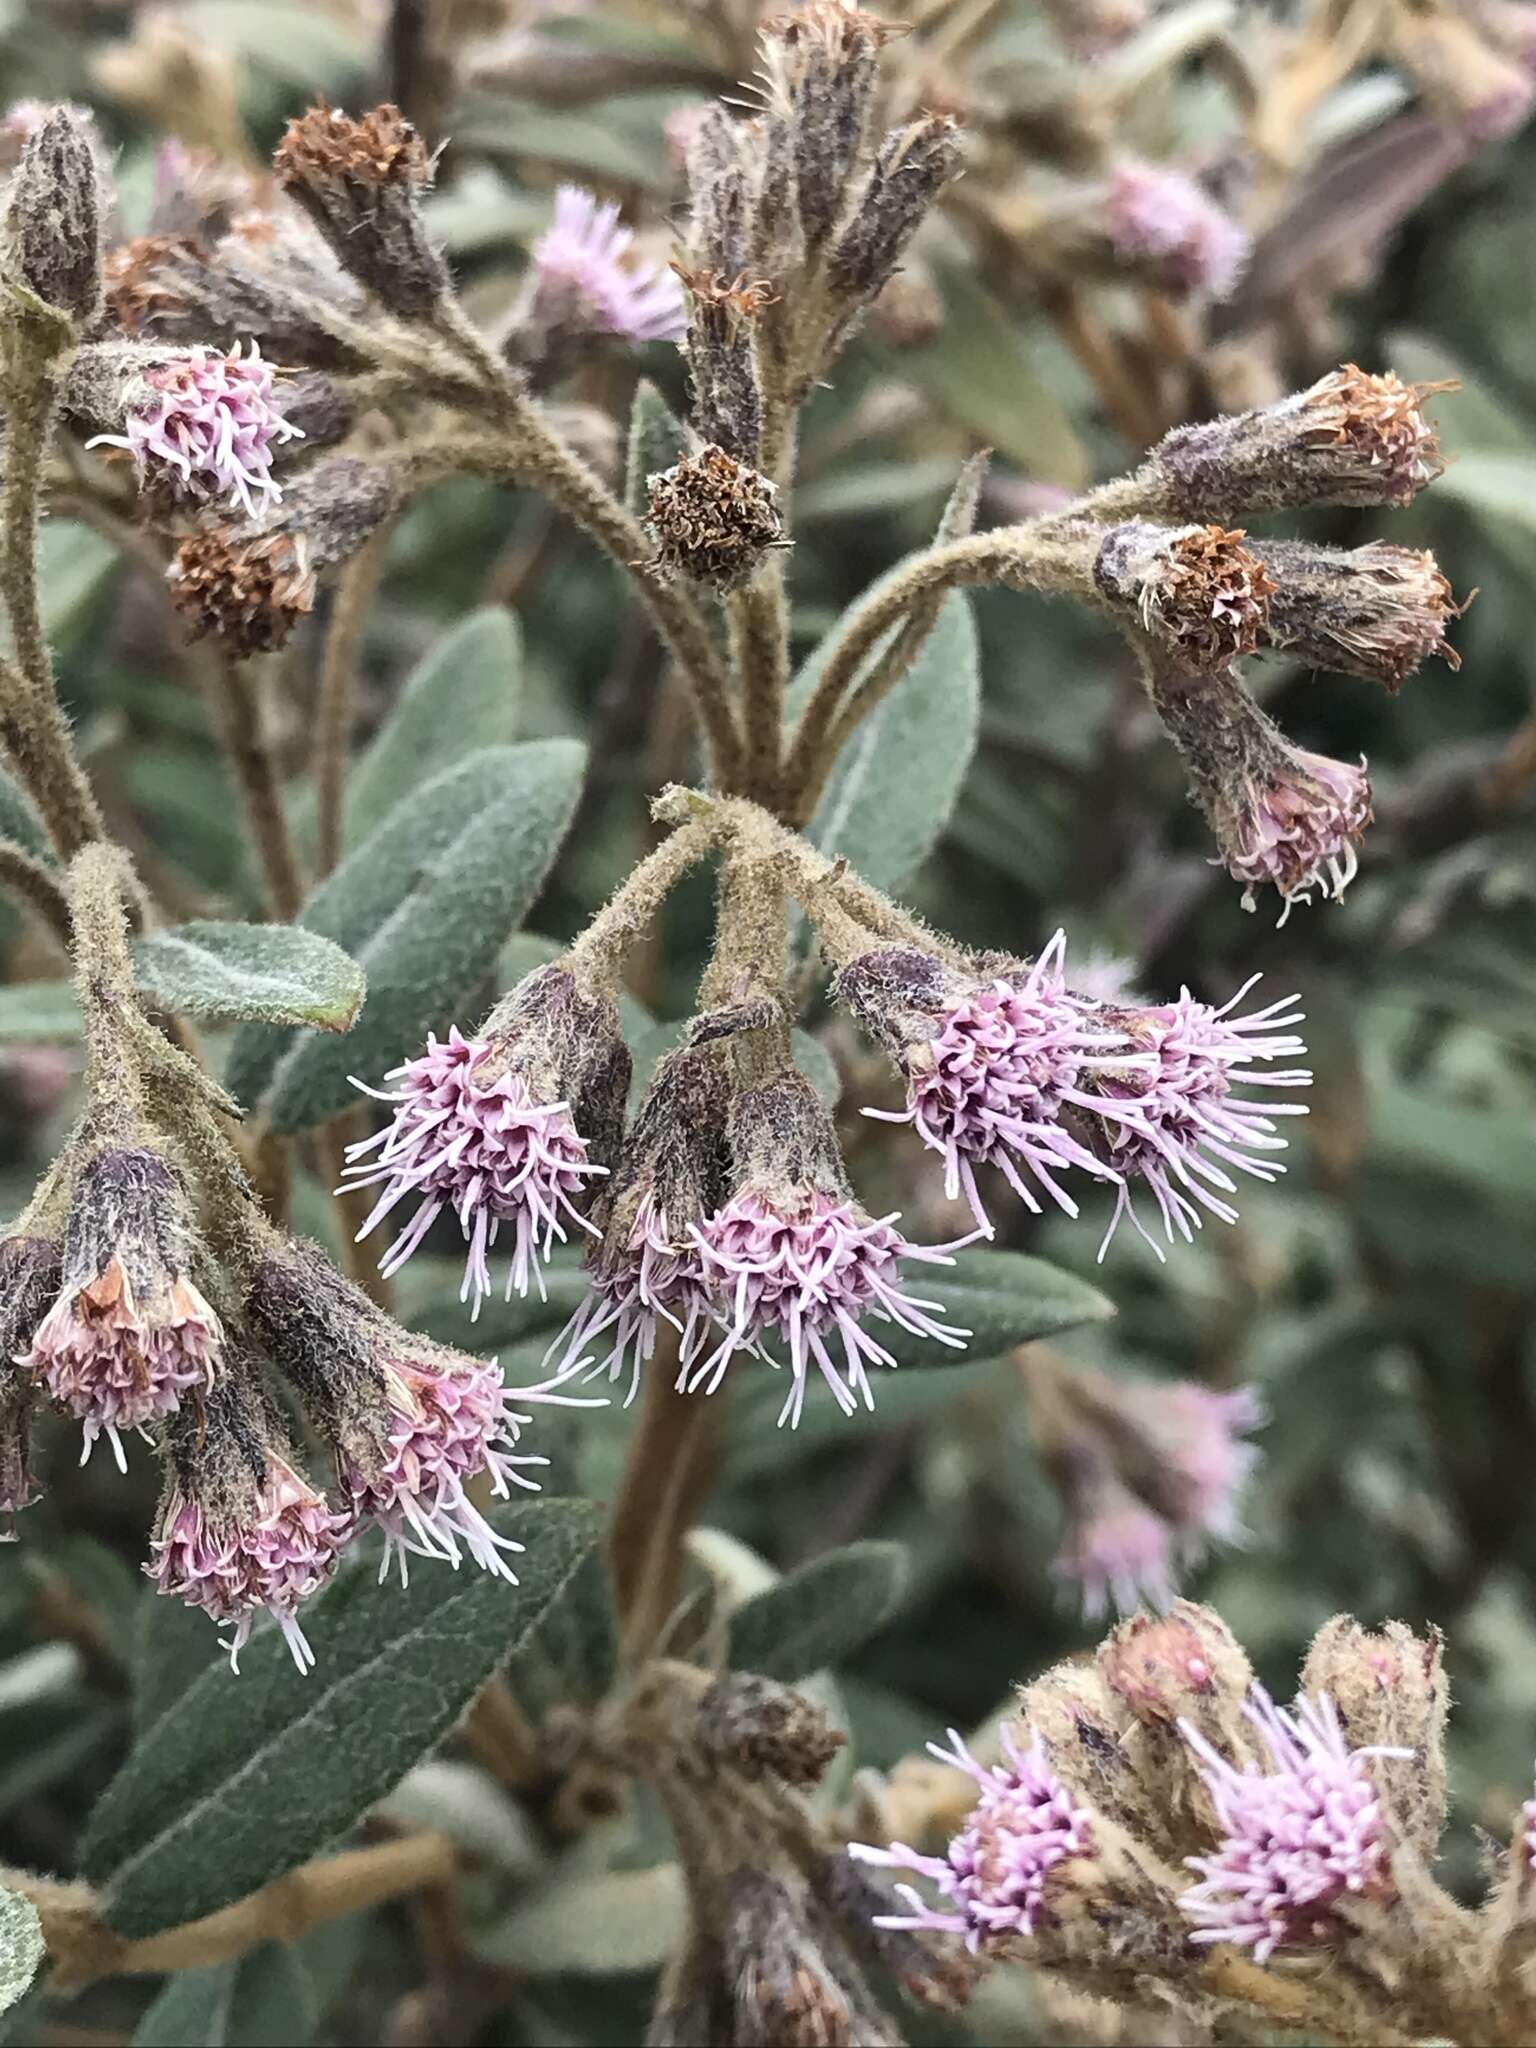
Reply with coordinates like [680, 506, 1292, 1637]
[675, 263, 774, 458]
[1102, 160, 1249, 301]
[645, 445, 788, 590]
[696, 1670, 847, 1787]
[834, 936, 1140, 1234]
[342, 966, 629, 1316]
[1254, 538, 1464, 692]
[1095, 522, 1277, 673]
[1084, 980, 1311, 1257]
[682, 1070, 970, 1426]
[24, 1148, 222, 1470]
[759, 0, 902, 250]
[84, 343, 302, 522]
[722, 1865, 904, 2046]
[1180, 1687, 1409, 1960]
[150, 1372, 351, 1673]
[273, 101, 447, 315]
[2, 103, 102, 322]
[1148, 658, 1372, 918]
[527, 185, 685, 346]
[167, 528, 315, 656]
[1153, 363, 1450, 518]
[852, 1726, 1096, 1950]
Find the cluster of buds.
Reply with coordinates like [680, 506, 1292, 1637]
[851, 1604, 1536, 2041]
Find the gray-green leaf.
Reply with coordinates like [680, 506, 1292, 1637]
[131, 1945, 317, 2048]
[225, 742, 585, 1130]
[727, 1542, 909, 1680]
[133, 923, 365, 1033]
[345, 609, 523, 850]
[0, 1890, 42, 2017]
[84, 1498, 602, 1938]
[0, 980, 80, 1043]
[0, 767, 53, 866]
[624, 380, 690, 518]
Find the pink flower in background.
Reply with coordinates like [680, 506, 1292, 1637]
[688, 1191, 970, 1427]
[531, 185, 686, 343]
[87, 343, 302, 520]
[342, 1029, 605, 1318]
[1157, 1382, 1265, 1559]
[1105, 160, 1250, 300]
[851, 1728, 1095, 1950]
[1180, 1688, 1408, 1959]
[1051, 1475, 1180, 1619]
[150, 1453, 353, 1674]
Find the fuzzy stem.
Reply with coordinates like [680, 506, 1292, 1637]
[6, 1834, 456, 1990]
[66, 844, 147, 1126]
[567, 813, 720, 987]
[0, 838, 72, 949]
[725, 572, 790, 806]
[314, 521, 394, 876]
[319, 1108, 395, 1312]
[1198, 1952, 1412, 2046]
[201, 654, 305, 921]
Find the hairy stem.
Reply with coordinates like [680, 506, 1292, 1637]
[725, 572, 790, 806]
[318, 1108, 395, 1312]
[567, 813, 719, 987]
[314, 521, 394, 876]
[200, 654, 305, 921]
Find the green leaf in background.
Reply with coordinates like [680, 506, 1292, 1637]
[0, 1889, 42, 2017]
[624, 380, 691, 518]
[133, 923, 365, 1033]
[0, 767, 53, 866]
[726, 1541, 909, 1680]
[800, 593, 981, 892]
[0, 981, 80, 1044]
[345, 609, 523, 850]
[131, 1945, 317, 2048]
[84, 1499, 602, 1938]
[225, 742, 585, 1130]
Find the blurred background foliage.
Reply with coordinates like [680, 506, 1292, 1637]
[3, 0, 1536, 2041]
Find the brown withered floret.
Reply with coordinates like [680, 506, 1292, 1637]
[1095, 521, 1276, 671]
[104, 232, 204, 334]
[273, 100, 430, 192]
[674, 266, 777, 459]
[645, 445, 788, 590]
[168, 529, 317, 657]
[273, 102, 445, 314]
[1251, 537, 1466, 692]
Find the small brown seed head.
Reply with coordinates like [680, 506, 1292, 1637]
[273, 102, 447, 316]
[645, 445, 787, 590]
[1095, 521, 1276, 671]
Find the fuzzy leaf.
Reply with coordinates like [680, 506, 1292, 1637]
[345, 610, 523, 849]
[799, 593, 980, 890]
[624, 380, 690, 518]
[133, 923, 365, 1033]
[0, 1891, 42, 2017]
[84, 1499, 602, 1937]
[225, 743, 585, 1129]
[726, 1542, 909, 1680]
[473, 1865, 684, 1975]
[0, 980, 80, 1043]
[0, 768, 53, 866]
[131, 1946, 317, 2048]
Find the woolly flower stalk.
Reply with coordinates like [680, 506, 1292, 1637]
[1087, 979, 1311, 1259]
[1104, 160, 1249, 301]
[547, 1190, 718, 1408]
[87, 342, 301, 521]
[851, 1728, 1095, 1951]
[531, 185, 686, 343]
[1180, 1688, 1409, 1960]
[344, 1353, 546, 1586]
[688, 1191, 970, 1428]
[1222, 750, 1373, 921]
[150, 1453, 352, 1675]
[341, 1028, 605, 1317]
[866, 933, 1146, 1234]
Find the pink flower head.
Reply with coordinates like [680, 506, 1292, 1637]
[343, 1352, 550, 1586]
[150, 1450, 352, 1674]
[86, 342, 302, 521]
[1104, 160, 1250, 301]
[1087, 978, 1311, 1259]
[531, 185, 686, 343]
[1155, 1382, 1265, 1559]
[867, 934, 1146, 1235]
[688, 1187, 970, 1428]
[1051, 1475, 1179, 1619]
[1180, 1688, 1409, 1960]
[342, 1027, 606, 1319]
[1223, 751, 1372, 923]
[547, 1189, 718, 1408]
[851, 1727, 1095, 1951]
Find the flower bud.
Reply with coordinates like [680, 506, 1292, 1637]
[2, 105, 101, 324]
[696, 1671, 846, 1787]
[675, 265, 772, 461]
[1151, 363, 1448, 518]
[1094, 521, 1276, 672]
[645, 445, 788, 590]
[23, 1147, 221, 1470]
[0, 1235, 62, 1515]
[759, 2, 892, 250]
[150, 1362, 351, 1672]
[1249, 538, 1463, 692]
[683, 105, 758, 281]
[168, 455, 399, 656]
[1300, 1616, 1448, 1859]
[273, 102, 447, 317]
[1145, 656, 1372, 918]
[829, 114, 962, 305]
[1017, 1658, 1141, 1829]
[340, 962, 630, 1316]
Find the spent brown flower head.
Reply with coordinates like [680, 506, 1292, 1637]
[645, 445, 788, 589]
[1253, 539, 1465, 692]
[168, 528, 317, 656]
[273, 101, 446, 315]
[1095, 522, 1276, 671]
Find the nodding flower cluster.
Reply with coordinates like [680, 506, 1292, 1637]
[849, 1606, 1536, 2040]
[1, 1123, 578, 1674]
